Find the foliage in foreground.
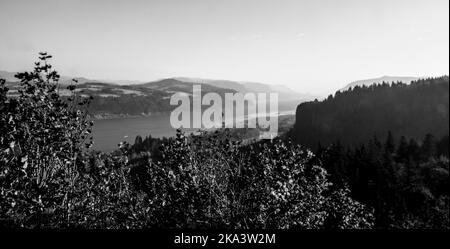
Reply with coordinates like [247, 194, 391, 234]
[124, 131, 373, 229]
[0, 53, 93, 227]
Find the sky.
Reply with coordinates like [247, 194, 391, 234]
[0, 0, 448, 95]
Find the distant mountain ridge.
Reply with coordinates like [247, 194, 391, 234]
[0, 70, 109, 85]
[1, 70, 313, 100]
[1, 70, 311, 118]
[173, 77, 315, 101]
[340, 76, 421, 92]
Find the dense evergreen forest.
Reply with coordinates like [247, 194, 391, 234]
[291, 77, 449, 149]
[290, 78, 449, 228]
[317, 133, 448, 228]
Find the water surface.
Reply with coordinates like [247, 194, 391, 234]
[92, 115, 176, 152]
[92, 109, 295, 152]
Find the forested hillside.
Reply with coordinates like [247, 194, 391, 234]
[317, 132, 449, 228]
[289, 77, 449, 228]
[291, 77, 449, 149]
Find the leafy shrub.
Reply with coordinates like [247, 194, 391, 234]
[127, 129, 374, 229]
[0, 53, 93, 227]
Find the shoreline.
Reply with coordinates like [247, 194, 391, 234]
[89, 112, 171, 120]
[90, 109, 295, 121]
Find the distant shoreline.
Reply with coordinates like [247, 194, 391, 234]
[89, 109, 295, 121]
[89, 112, 171, 120]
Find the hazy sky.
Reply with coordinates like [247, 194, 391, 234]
[0, 0, 448, 95]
